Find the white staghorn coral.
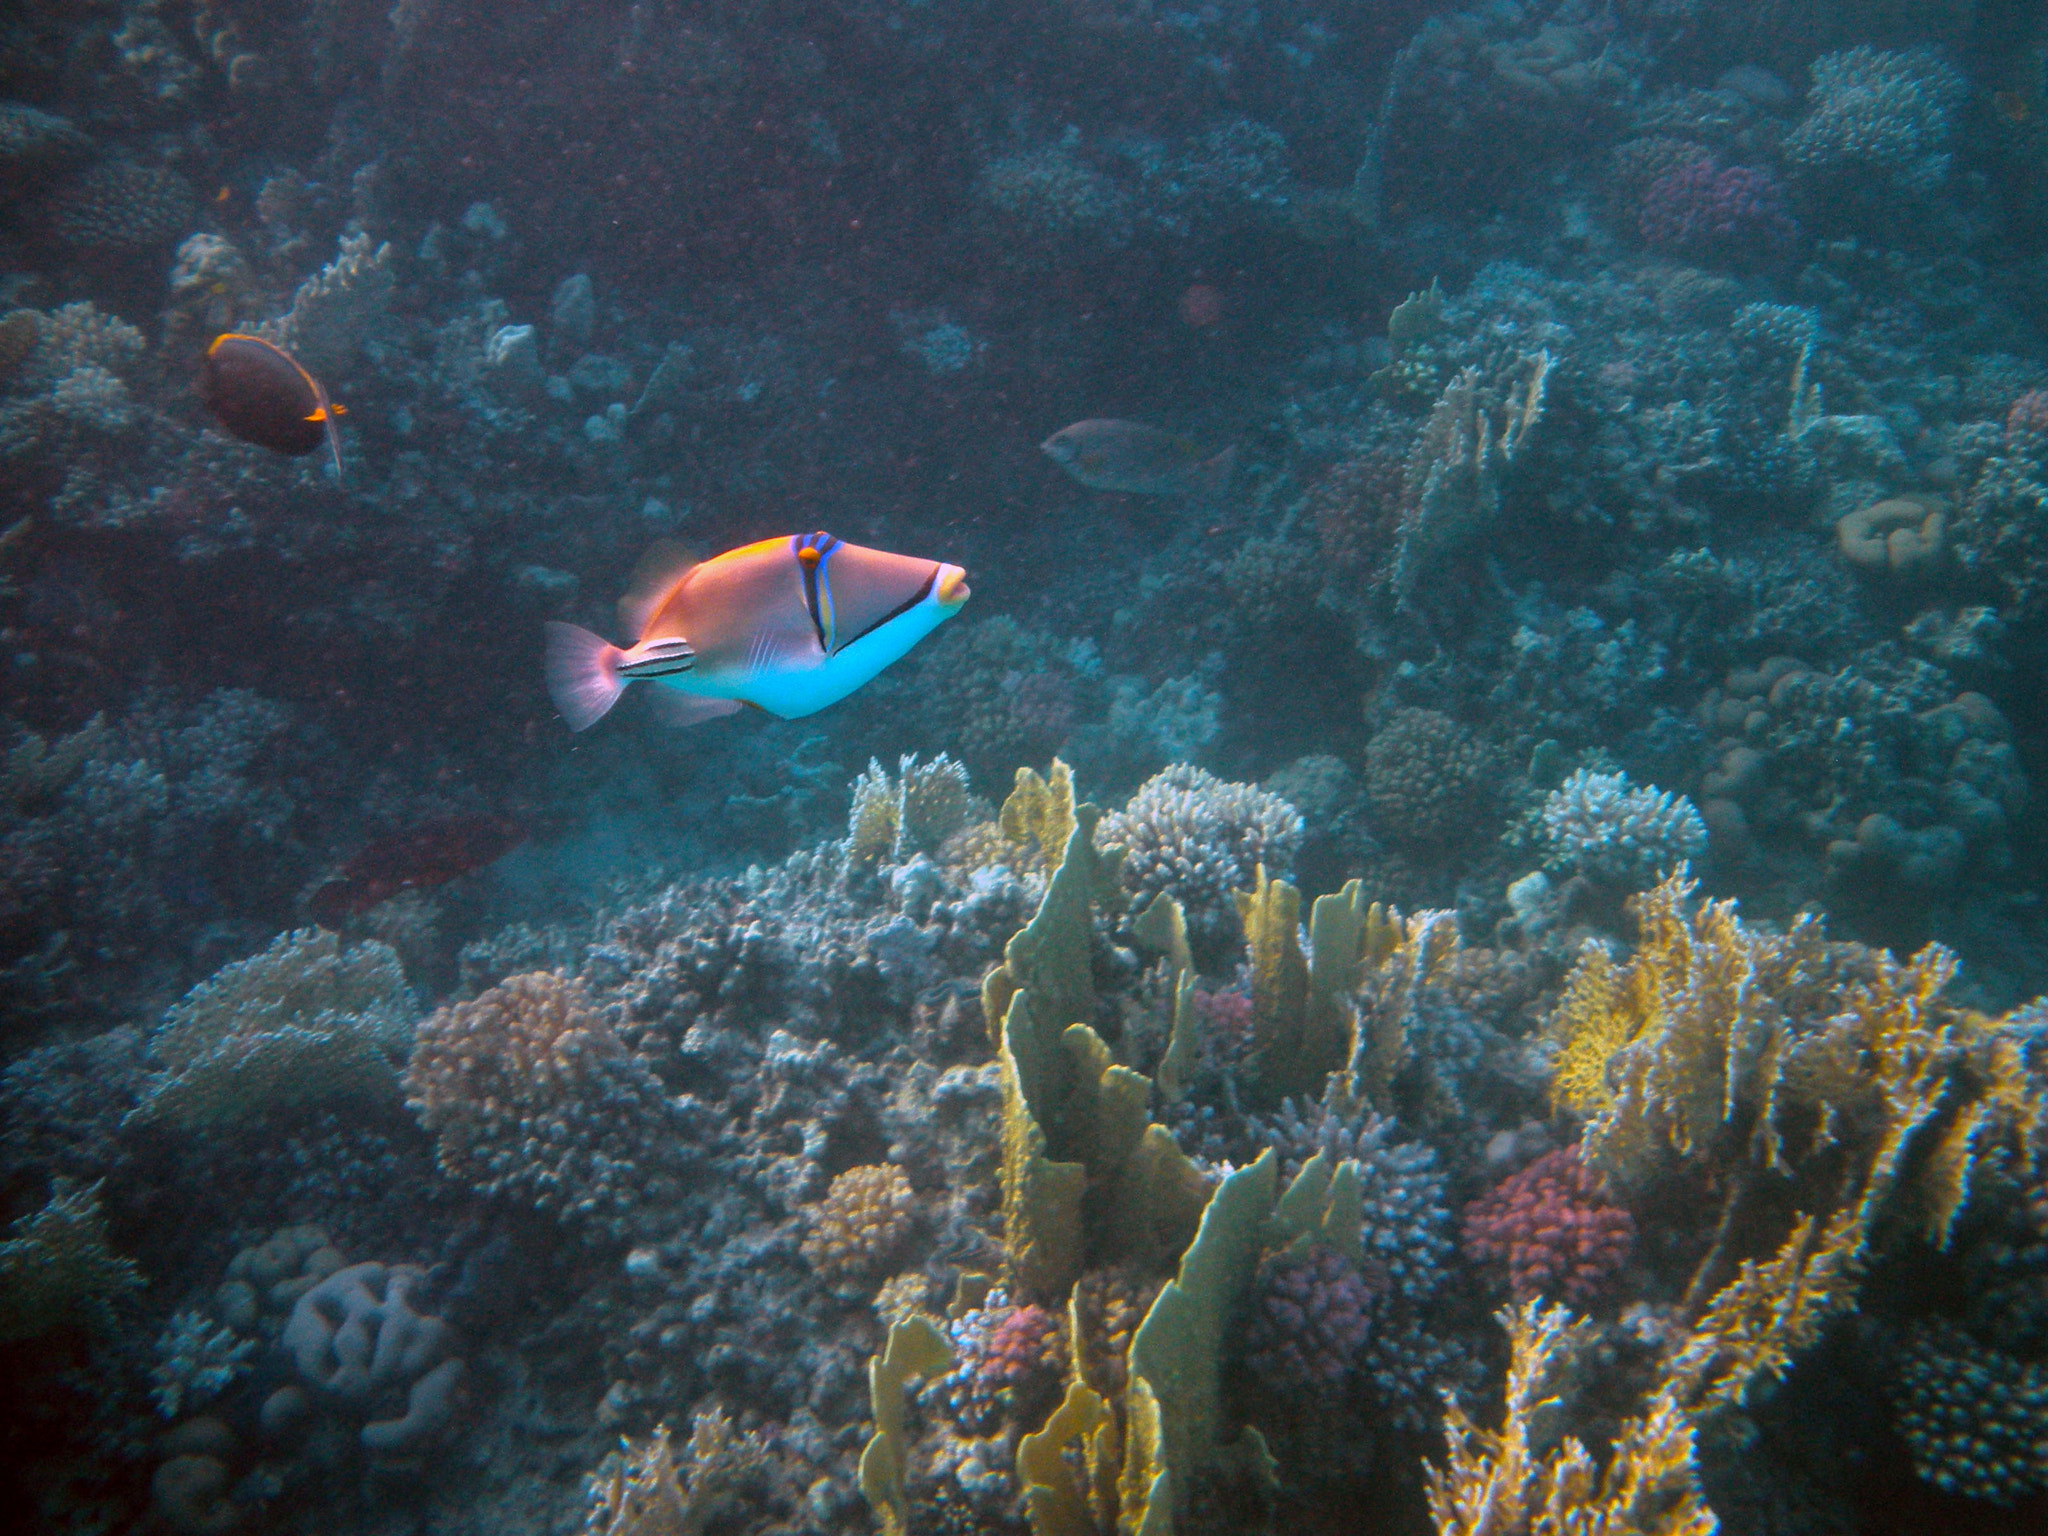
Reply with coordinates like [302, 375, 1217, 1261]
[1541, 767, 1706, 889]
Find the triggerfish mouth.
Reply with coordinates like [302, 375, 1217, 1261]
[544, 531, 970, 732]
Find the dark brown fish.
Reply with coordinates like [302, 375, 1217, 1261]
[201, 333, 345, 475]
[307, 814, 524, 926]
[1041, 418, 1234, 498]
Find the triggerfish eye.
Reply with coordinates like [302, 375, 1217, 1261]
[200, 333, 345, 476]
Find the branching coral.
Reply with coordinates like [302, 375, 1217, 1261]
[0, 1177, 144, 1342]
[1550, 872, 2035, 1363]
[1392, 350, 1551, 606]
[1540, 768, 1706, 890]
[846, 754, 975, 866]
[1099, 764, 1303, 966]
[404, 971, 689, 1236]
[1426, 1300, 1715, 1536]
[130, 929, 415, 1129]
[585, 1407, 773, 1536]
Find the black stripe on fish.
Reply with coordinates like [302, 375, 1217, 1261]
[795, 532, 840, 652]
[838, 565, 937, 652]
[619, 637, 695, 678]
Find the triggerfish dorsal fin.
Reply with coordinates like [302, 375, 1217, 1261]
[807, 535, 943, 653]
[618, 537, 701, 636]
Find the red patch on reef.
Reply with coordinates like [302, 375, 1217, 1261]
[308, 814, 524, 926]
[1178, 283, 1225, 327]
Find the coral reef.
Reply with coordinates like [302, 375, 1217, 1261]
[1540, 767, 1707, 890]
[1461, 1146, 1635, 1306]
[1097, 764, 1303, 966]
[404, 971, 688, 1237]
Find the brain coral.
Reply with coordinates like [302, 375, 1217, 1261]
[404, 972, 688, 1235]
[1364, 707, 1494, 845]
[1097, 763, 1303, 964]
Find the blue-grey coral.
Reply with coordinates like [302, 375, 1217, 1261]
[404, 971, 689, 1237]
[1783, 47, 1966, 196]
[130, 929, 415, 1129]
[1541, 767, 1707, 888]
[1098, 763, 1303, 962]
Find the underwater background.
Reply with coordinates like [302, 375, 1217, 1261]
[6, 1, 2048, 1533]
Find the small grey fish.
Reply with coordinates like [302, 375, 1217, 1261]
[1041, 419, 1235, 498]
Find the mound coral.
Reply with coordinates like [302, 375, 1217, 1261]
[1364, 707, 1495, 845]
[404, 972, 688, 1236]
[1461, 1147, 1635, 1306]
[799, 1164, 918, 1280]
[1098, 764, 1303, 965]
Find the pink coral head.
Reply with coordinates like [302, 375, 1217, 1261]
[1461, 1145, 1634, 1306]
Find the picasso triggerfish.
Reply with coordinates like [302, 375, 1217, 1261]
[200, 333, 346, 476]
[544, 532, 970, 732]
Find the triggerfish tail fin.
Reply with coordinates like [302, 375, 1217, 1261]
[618, 537, 701, 635]
[1190, 444, 1236, 504]
[543, 621, 627, 732]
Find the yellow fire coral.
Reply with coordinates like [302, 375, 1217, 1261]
[1549, 874, 2026, 1281]
[1427, 1300, 1715, 1536]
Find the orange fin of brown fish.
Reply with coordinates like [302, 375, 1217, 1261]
[618, 536, 701, 635]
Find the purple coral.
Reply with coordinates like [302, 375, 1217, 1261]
[1639, 157, 1797, 264]
[1243, 1246, 1372, 1393]
[931, 1289, 1063, 1433]
[1462, 1146, 1634, 1305]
